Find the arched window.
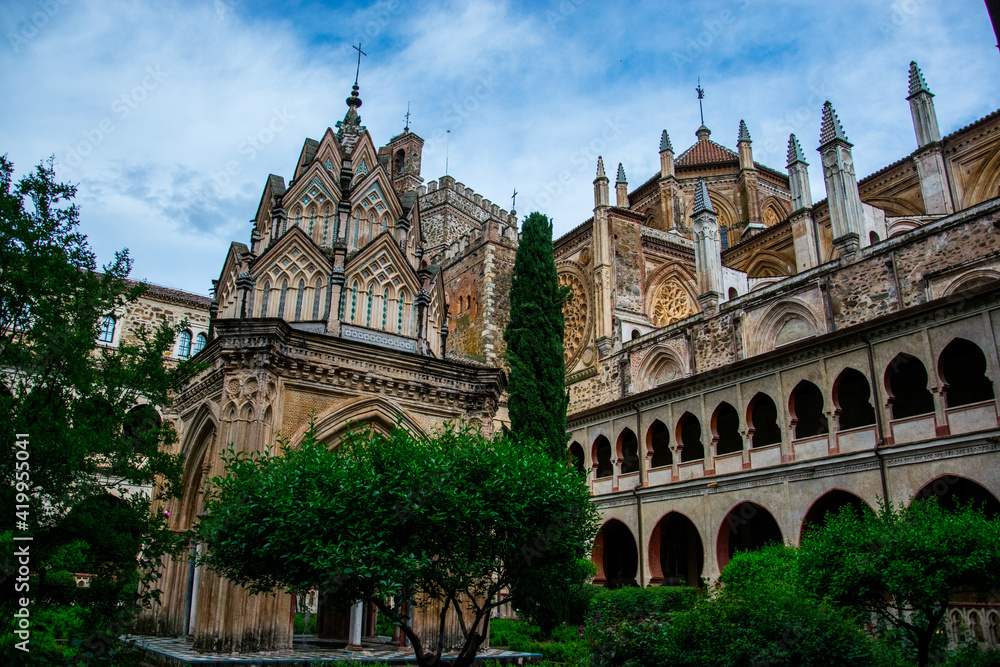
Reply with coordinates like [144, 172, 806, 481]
[192, 332, 207, 356]
[278, 279, 288, 319]
[747, 393, 781, 447]
[382, 287, 390, 330]
[313, 276, 323, 320]
[394, 149, 405, 175]
[869, 231, 880, 245]
[790, 380, 828, 438]
[97, 315, 116, 344]
[886, 353, 935, 419]
[677, 412, 704, 462]
[833, 368, 876, 430]
[568, 442, 585, 474]
[728, 287, 738, 300]
[647, 420, 672, 468]
[939, 338, 995, 407]
[178, 330, 193, 359]
[712, 402, 742, 455]
[717, 501, 783, 569]
[295, 279, 305, 321]
[593, 436, 613, 479]
[618, 428, 639, 474]
[631, 329, 640, 340]
[260, 281, 270, 317]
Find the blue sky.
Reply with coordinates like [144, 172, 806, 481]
[2, 0, 997, 295]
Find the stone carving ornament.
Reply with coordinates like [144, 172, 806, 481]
[651, 279, 696, 327]
[558, 268, 590, 368]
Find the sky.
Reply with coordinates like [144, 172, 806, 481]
[2, 0, 997, 296]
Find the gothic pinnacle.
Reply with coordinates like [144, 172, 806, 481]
[660, 129, 673, 153]
[819, 101, 849, 146]
[693, 179, 715, 215]
[738, 119, 751, 142]
[787, 133, 807, 166]
[616, 163, 627, 184]
[908, 61, 932, 98]
[596, 156, 607, 179]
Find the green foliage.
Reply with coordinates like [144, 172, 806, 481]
[0, 155, 189, 662]
[490, 619, 589, 666]
[504, 211, 570, 459]
[512, 558, 598, 637]
[799, 499, 1000, 667]
[197, 421, 598, 667]
[584, 586, 700, 667]
[944, 647, 1000, 667]
[293, 612, 317, 635]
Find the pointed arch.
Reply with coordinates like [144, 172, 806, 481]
[295, 395, 427, 449]
[635, 345, 687, 392]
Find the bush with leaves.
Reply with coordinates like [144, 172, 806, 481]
[196, 421, 598, 667]
[0, 156, 190, 663]
[799, 499, 1000, 667]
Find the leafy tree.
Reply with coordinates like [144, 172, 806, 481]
[195, 422, 599, 667]
[503, 211, 570, 460]
[799, 499, 1000, 667]
[511, 557, 598, 638]
[659, 545, 877, 667]
[0, 156, 188, 661]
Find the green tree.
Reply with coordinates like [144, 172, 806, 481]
[195, 422, 599, 667]
[0, 156, 188, 662]
[799, 499, 1000, 667]
[503, 211, 570, 460]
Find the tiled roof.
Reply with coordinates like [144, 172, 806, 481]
[675, 137, 739, 167]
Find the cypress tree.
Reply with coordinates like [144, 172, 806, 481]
[504, 211, 570, 459]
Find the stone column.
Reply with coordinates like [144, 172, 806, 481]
[692, 180, 722, 314]
[593, 157, 614, 355]
[346, 601, 364, 651]
[818, 102, 864, 260]
[907, 62, 954, 215]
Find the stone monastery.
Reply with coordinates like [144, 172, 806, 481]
[121, 62, 1000, 652]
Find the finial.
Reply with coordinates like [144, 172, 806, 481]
[616, 163, 627, 184]
[819, 101, 849, 145]
[352, 43, 367, 86]
[659, 129, 673, 153]
[693, 180, 715, 215]
[696, 77, 706, 126]
[404, 101, 411, 132]
[908, 61, 932, 98]
[787, 133, 808, 166]
[596, 156, 606, 178]
[511, 187, 517, 210]
[738, 119, 752, 143]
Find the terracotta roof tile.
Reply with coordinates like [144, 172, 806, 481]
[675, 138, 739, 167]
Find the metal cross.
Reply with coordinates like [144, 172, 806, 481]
[404, 102, 411, 132]
[696, 77, 705, 126]
[511, 188, 518, 210]
[353, 43, 367, 85]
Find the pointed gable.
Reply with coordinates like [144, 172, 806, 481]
[311, 127, 343, 177]
[216, 241, 253, 319]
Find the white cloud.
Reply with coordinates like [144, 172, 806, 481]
[1, 0, 996, 295]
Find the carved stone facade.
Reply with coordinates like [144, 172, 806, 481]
[141, 62, 1000, 654]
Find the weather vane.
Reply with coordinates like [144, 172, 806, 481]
[404, 102, 411, 132]
[353, 43, 367, 85]
[696, 77, 705, 126]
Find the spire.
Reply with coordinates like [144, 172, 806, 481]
[596, 156, 607, 179]
[787, 133, 808, 166]
[908, 61, 932, 98]
[693, 180, 715, 215]
[738, 119, 752, 142]
[616, 163, 627, 184]
[820, 101, 850, 146]
[660, 129, 673, 153]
